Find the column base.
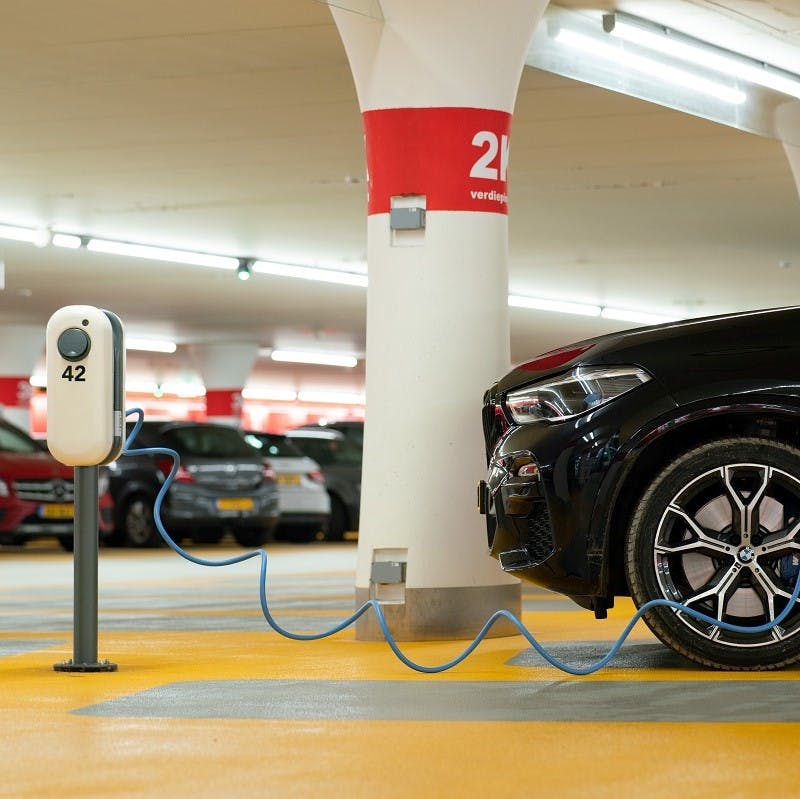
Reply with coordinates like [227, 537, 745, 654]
[355, 583, 521, 641]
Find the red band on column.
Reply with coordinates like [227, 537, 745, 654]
[205, 388, 243, 418]
[363, 107, 512, 215]
[0, 376, 32, 408]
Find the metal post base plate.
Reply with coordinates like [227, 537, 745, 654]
[53, 659, 118, 673]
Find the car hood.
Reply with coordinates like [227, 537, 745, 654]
[496, 306, 800, 394]
[0, 451, 73, 479]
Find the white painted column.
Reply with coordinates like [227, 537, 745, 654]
[0, 324, 44, 432]
[190, 341, 259, 427]
[333, 0, 548, 640]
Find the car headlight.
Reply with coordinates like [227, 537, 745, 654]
[505, 366, 652, 424]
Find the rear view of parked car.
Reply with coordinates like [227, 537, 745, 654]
[0, 419, 113, 550]
[243, 430, 330, 542]
[285, 426, 361, 540]
[108, 421, 280, 547]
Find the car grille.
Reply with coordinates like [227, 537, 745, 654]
[482, 396, 508, 460]
[525, 506, 555, 564]
[12, 478, 74, 502]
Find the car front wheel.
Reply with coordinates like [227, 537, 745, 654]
[625, 437, 800, 670]
[121, 496, 161, 548]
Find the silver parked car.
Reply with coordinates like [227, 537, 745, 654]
[243, 431, 330, 542]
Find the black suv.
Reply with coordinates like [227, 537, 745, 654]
[108, 421, 280, 547]
[480, 307, 800, 670]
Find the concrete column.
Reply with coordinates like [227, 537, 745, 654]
[333, 0, 548, 640]
[0, 324, 44, 432]
[190, 341, 259, 427]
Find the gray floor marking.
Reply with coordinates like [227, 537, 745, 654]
[74, 678, 800, 722]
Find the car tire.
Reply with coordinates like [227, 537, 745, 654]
[121, 496, 161, 548]
[625, 437, 800, 670]
[327, 495, 348, 541]
[233, 526, 268, 547]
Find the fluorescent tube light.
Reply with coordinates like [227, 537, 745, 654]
[611, 17, 800, 100]
[601, 307, 678, 324]
[271, 350, 358, 368]
[241, 387, 298, 402]
[555, 28, 747, 105]
[124, 379, 204, 397]
[0, 224, 38, 243]
[297, 390, 365, 405]
[509, 295, 602, 317]
[253, 260, 368, 287]
[87, 238, 239, 270]
[52, 233, 82, 249]
[126, 337, 178, 354]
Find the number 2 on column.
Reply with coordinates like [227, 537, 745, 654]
[469, 131, 509, 181]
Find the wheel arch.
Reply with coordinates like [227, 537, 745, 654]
[597, 402, 800, 599]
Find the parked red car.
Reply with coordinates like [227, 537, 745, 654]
[0, 418, 113, 550]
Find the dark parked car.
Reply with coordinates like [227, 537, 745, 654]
[108, 421, 280, 547]
[294, 420, 364, 447]
[285, 426, 361, 539]
[480, 307, 800, 670]
[0, 420, 114, 550]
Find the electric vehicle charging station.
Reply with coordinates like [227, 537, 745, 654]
[40, 306, 800, 677]
[46, 305, 125, 672]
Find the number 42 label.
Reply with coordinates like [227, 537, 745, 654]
[61, 365, 86, 382]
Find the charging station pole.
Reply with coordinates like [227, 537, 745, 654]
[47, 305, 124, 673]
[53, 466, 116, 672]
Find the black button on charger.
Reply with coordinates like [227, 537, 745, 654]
[57, 327, 91, 361]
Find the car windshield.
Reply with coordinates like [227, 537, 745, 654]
[0, 424, 40, 454]
[243, 433, 305, 459]
[290, 435, 362, 466]
[161, 426, 255, 458]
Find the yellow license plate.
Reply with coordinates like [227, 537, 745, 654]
[39, 503, 74, 519]
[276, 474, 302, 486]
[216, 497, 255, 512]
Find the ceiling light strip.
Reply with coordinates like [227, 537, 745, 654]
[271, 350, 358, 368]
[126, 337, 178, 354]
[87, 238, 239, 270]
[554, 28, 746, 105]
[610, 15, 800, 100]
[509, 294, 678, 324]
[253, 259, 368, 287]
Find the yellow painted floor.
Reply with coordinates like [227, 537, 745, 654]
[1, 540, 798, 799]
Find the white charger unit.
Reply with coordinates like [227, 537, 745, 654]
[46, 305, 125, 466]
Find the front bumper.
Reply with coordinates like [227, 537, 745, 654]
[479, 450, 555, 572]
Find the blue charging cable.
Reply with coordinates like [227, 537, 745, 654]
[124, 407, 800, 675]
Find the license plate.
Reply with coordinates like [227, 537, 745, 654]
[216, 497, 255, 512]
[276, 474, 302, 486]
[39, 503, 74, 519]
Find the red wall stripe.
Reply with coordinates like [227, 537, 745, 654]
[363, 107, 512, 215]
[0, 376, 32, 408]
[205, 388, 243, 418]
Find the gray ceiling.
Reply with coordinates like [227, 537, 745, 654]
[2, 0, 800, 394]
